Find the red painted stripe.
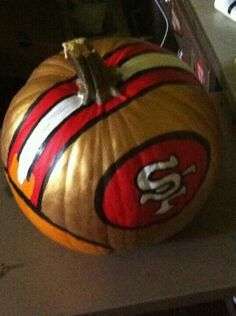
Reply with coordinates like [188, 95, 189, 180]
[104, 42, 166, 67]
[8, 43, 165, 169]
[8, 79, 78, 168]
[30, 68, 200, 206]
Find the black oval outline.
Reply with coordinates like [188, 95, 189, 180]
[94, 131, 210, 229]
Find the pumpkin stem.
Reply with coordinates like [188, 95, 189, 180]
[62, 38, 121, 105]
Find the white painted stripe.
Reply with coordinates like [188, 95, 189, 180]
[17, 94, 83, 184]
[119, 52, 192, 81]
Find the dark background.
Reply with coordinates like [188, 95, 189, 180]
[0, 0, 178, 126]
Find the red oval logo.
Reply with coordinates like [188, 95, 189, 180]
[95, 132, 210, 229]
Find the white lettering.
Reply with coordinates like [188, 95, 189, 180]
[136, 155, 196, 215]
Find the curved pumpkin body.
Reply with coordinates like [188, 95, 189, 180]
[1, 37, 221, 254]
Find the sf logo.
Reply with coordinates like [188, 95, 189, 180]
[136, 155, 196, 215]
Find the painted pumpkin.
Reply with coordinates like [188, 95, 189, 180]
[1, 37, 221, 254]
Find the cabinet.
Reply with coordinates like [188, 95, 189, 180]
[163, 0, 236, 117]
[167, 0, 221, 93]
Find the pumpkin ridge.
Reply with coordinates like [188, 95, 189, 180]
[165, 86, 220, 137]
[107, 109, 140, 229]
[92, 119, 111, 245]
[28, 55, 74, 81]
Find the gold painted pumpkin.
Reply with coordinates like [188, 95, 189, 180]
[1, 37, 221, 254]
